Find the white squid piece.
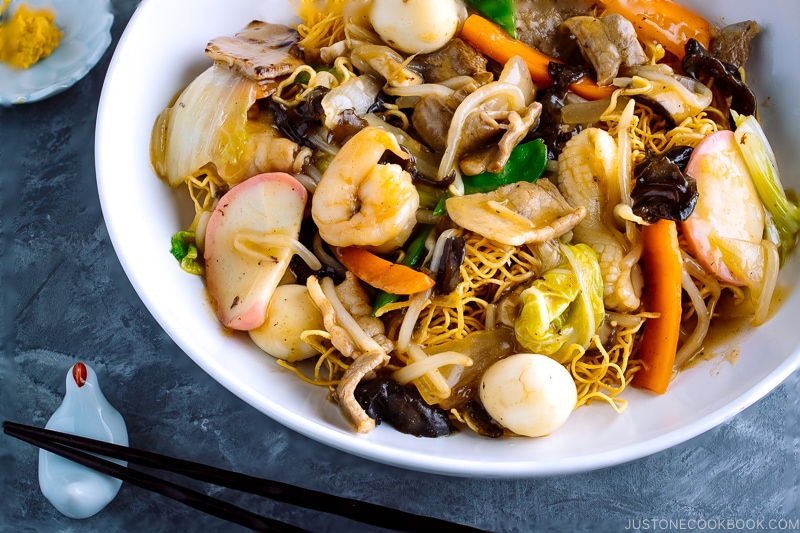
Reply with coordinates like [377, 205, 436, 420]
[557, 128, 642, 312]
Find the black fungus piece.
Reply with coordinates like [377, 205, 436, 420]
[378, 148, 425, 183]
[436, 236, 466, 295]
[531, 62, 590, 159]
[460, 400, 505, 439]
[631, 150, 699, 223]
[681, 38, 757, 117]
[354, 379, 456, 438]
[264, 86, 329, 147]
[288, 255, 342, 285]
[366, 90, 397, 115]
[327, 109, 368, 145]
[633, 145, 694, 176]
[662, 145, 694, 173]
[378, 146, 453, 189]
[631, 95, 676, 131]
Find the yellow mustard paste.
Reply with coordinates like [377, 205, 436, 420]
[0, 1, 62, 69]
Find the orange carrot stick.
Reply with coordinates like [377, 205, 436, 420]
[597, 0, 711, 59]
[460, 14, 615, 101]
[333, 246, 435, 295]
[633, 219, 684, 394]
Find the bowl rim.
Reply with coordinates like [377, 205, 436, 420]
[94, 0, 800, 478]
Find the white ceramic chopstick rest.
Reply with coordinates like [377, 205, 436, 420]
[38, 362, 129, 518]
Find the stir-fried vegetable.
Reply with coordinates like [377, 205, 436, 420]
[632, 220, 682, 394]
[597, 0, 711, 59]
[170, 231, 203, 276]
[372, 225, 434, 313]
[733, 112, 800, 263]
[460, 14, 615, 100]
[462, 139, 547, 194]
[464, 0, 516, 39]
[152, 64, 258, 187]
[435, 138, 547, 215]
[333, 246, 435, 295]
[514, 243, 605, 364]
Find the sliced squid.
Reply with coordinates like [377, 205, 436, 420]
[557, 128, 642, 312]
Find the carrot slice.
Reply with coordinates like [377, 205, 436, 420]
[597, 0, 711, 59]
[632, 219, 683, 394]
[460, 14, 614, 101]
[333, 246, 435, 295]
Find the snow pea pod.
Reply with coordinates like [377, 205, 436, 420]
[372, 224, 435, 314]
[462, 138, 547, 194]
[432, 139, 548, 216]
[464, 0, 516, 38]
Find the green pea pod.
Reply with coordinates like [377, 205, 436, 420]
[464, 0, 516, 38]
[434, 139, 548, 216]
[372, 224, 434, 314]
[462, 138, 547, 194]
[433, 193, 449, 217]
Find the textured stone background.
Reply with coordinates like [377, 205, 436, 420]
[1, 1, 798, 531]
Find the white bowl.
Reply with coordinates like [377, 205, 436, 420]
[0, 0, 113, 105]
[95, 0, 800, 477]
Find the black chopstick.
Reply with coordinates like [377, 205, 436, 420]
[3, 421, 485, 533]
[5, 421, 305, 532]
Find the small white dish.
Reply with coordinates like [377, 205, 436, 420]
[0, 0, 113, 105]
[96, 0, 800, 477]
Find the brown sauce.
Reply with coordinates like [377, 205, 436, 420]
[681, 283, 793, 371]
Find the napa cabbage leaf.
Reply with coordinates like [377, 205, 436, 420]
[514, 243, 605, 363]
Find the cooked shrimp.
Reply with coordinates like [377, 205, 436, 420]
[557, 128, 642, 312]
[311, 127, 420, 253]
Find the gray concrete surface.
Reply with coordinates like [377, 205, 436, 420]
[1, 1, 798, 531]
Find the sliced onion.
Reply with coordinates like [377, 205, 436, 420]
[392, 350, 473, 385]
[319, 276, 383, 355]
[384, 84, 454, 99]
[561, 97, 615, 125]
[393, 343, 457, 403]
[752, 240, 780, 326]
[674, 267, 713, 368]
[396, 289, 430, 354]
